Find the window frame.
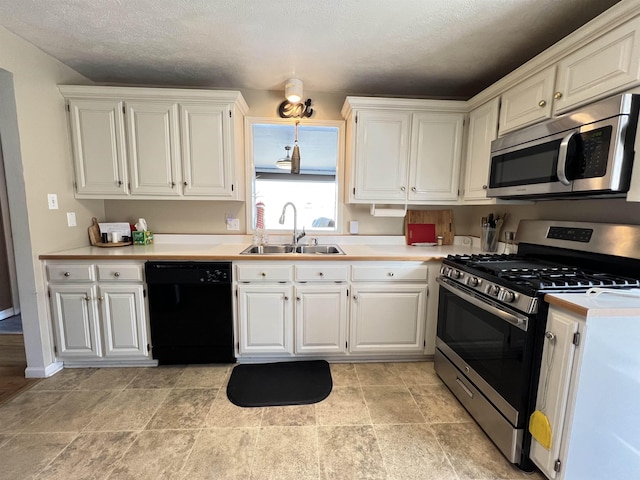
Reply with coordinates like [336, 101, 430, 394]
[244, 117, 345, 235]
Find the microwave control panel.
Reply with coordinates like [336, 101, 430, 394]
[575, 126, 612, 178]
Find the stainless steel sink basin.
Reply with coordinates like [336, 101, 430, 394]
[240, 245, 296, 254]
[240, 244, 344, 255]
[295, 245, 344, 254]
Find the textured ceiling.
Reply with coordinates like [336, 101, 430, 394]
[0, 0, 622, 99]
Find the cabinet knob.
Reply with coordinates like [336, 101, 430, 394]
[554, 92, 563, 100]
[98, 296, 104, 301]
[84, 296, 91, 301]
[117, 180, 123, 186]
[482, 185, 488, 190]
[353, 295, 358, 300]
[113, 272, 120, 278]
[400, 186, 406, 192]
[261, 272, 266, 277]
[411, 187, 416, 192]
[538, 100, 547, 107]
[63, 272, 71, 277]
[318, 272, 324, 277]
[183, 181, 188, 186]
[296, 296, 301, 301]
[388, 272, 394, 277]
[170, 182, 176, 188]
[284, 296, 289, 301]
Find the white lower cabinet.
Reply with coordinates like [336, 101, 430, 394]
[237, 284, 294, 355]
[295, 284, 348, 355]
[235, 261, 429, 359]
[46, 261, 152, 365]
[349, 284, 427, 353]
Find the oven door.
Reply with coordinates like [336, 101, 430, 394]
[436, 277, 536, 428]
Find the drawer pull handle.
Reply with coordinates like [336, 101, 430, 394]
[456, 377, 474, 398]
[284, 296, 289, 301]
[296, 296, 301, 301]
[411, 187, 416, 192]
[84, 296, 91, 301]
[64, 272, 71, 277]
[482, 185, 488, 190]
[353, 295, 358, 300]
[98, 296, 104, 301]
[114, 272, 121, 278]
[261, 272, 266, 277]
[538, 100, 547, 107]
[388, 272, 394, 277]
[554, 92, 563, 100]
[183, 181, 188, 186]
[319, 272, 324, 277]
[400, 186, 406, 192]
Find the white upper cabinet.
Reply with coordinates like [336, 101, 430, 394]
[463, 98, 500, 203]
[126, 100, 181, 196]
[342, 97, 466, 205]
[498, 68, 555, 135]
[180, 103, 234, 197]
[67, 98, 128, 196]
[60, 86, 248, 200]
[553, 16, 640, 113]
[352, 110, 411, 202]
[495, 14, 640, 135]
[409, 112, 464, 202]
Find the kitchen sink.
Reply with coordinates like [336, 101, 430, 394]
[240, 244, 345, 255]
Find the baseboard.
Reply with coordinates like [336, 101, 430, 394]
[25, 361, 63, 378]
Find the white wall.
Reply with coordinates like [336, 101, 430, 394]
[0, 26, 102, 376]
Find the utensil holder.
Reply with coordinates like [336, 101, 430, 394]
[481, 226, 499, 252]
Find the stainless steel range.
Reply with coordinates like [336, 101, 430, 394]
[435, 220, 640, 470]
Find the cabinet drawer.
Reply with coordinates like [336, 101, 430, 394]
[236, 264, 293, 282]
[352, 264, 428, 282]
[295, 265, 349, 282]
[47, 264, 96, 283]
[97, 264, 143, 282]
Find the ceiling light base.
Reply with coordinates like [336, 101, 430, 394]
[278, 98, 314, 119]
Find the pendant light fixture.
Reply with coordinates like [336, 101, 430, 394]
[291, 121, 301, 174]
[275, 146, 292, 170]
[285, 78, 303, 103]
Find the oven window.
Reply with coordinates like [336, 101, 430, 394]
[437, 287, 531, 411]
[490, 139, 561, 188]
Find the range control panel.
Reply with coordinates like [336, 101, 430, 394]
[547, 226, 593, 243]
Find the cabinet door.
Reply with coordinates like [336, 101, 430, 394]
[529, 307, 581, 479]
[350, 284, 426, 353]
[463, 98, 500, 202]
[352, 110, 411, 201]
[295, 285, 347, 354]
[499, 67, 555, 135]
[49, 284, 101, 358]
[237, 284, 294, 355]
[98, 284, 148, 358]
[125, 100, 181, 196]
[180, 103, 235, 198]
[68, 99, 128, 196]
[408, 112, 464, 202]
[554, 17, 640, 114]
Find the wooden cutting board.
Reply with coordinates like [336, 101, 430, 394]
[404, 210, 455, 245]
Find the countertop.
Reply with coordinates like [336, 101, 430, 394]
[39, 235, 484, 261]
[545, 289, 640, 317]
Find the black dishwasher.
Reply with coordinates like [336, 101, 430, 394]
[145, 261, 235, 365]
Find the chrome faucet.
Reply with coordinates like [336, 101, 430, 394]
[279, 202, 306, 245]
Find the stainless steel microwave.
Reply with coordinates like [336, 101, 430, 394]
[487, 93, 640, 199]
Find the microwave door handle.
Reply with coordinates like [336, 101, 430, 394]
[557, 132, 576, 186]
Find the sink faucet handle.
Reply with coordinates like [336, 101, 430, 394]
[297, 227, 306, 242]
[311, 237, 318, 246]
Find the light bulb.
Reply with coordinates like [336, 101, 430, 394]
[285, 78, 303, 103]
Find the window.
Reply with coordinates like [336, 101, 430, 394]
[246, 118, 344, 232]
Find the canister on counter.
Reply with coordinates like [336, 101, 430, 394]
[437, 235, 443, 246]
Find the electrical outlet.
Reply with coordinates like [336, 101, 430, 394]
[66, 212, 77, 227]
[226, 218, 240, 231]
[47, 193, 58, 210]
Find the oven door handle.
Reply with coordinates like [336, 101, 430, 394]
[437, 277, 529, 331]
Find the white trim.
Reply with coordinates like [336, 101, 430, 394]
[25, 361, 63, 378]
[0, 307, 15, 320]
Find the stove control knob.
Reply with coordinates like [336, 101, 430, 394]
[488, 285, 501, 296]
[452, 269, 463, 279]
[440, 266, 449, 276]
[467, 276, 479, 287]
[501, 290, 516, 303]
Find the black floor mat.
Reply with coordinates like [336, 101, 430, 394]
[226, 360, 332, 407]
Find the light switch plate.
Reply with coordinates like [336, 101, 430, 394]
[47, 193, 58, 210]
[66, 212, 77, 227]
[349, 220, 359, 235]
[226, 218, 240, 231]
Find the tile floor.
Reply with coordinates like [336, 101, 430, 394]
[0, 362, 545, 480]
